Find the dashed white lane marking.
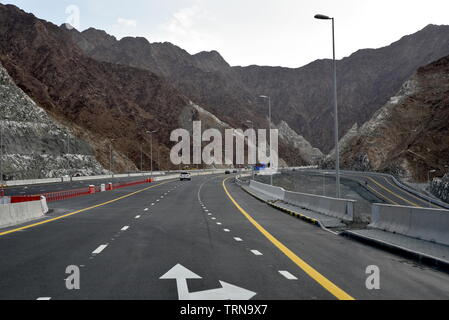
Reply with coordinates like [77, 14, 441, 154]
[151, 203, 155, 206]
[208, 213, 212, 216]
[121, 226, 130, 231]
[211, 217, 217, 220]
[135, 215, 141, 219]
[216, 222, 222, 225]
[224, 229, 231, 232]
[144, 208, 149, 211]
[234, 237, 243, 242]
[251, 250, 263, 256]
[37, 297, 51, 300]
[92, 244, 108, 255]
[279, 271, 298, 280]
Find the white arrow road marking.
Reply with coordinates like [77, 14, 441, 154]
[92, 244, 108, 255]
[160, 264, 256, 300]
[279, 271, 298, 280]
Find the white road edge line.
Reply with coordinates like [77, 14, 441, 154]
[92, 244, 108, 255]
[279, 271, 298, 280]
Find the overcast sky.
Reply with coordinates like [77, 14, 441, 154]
[3, 0, 449, 68]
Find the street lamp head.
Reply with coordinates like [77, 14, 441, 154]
[314, 14, 332, 20]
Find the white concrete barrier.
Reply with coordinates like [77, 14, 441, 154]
[0, 196, 11, 204]
[249, 180, 285, 200]
[6, 178, 61, 186]
[370, 204, 449, 246]
[40, 196, 49, 214]
[284, 191, 354, 222]
[0, 200, 45, 228]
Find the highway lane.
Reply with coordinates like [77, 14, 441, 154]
[1, 175, 449, 299]
[303, 170, 445, 209]
[2, 175, 162, 197]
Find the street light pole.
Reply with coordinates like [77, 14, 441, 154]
[246, 120, 255, 180]
[428, 169, 437, 208]
[0, 118, 4, 193]
[259, 95, 273, 186]
[109, 139, 115, 176]
[315, 13, 341, 198]
[140, 144, 143, 174]
[146, 130, 158, 177]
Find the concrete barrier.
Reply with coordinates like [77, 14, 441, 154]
[40, 196, 49, 214]
[0, 196, 11, 204]
[249, 180, 285, 200]
[370, 204, 449, 246]
[0, 200, 45, 228]
[283, 191, 354, 222]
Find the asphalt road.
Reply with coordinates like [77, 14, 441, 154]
[3, 175, 158, 197]
[302, 170, 446, 209]
[1, 174, 449, 300]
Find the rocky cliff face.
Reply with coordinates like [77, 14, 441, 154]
[234, 24, 449, 153]
[66, 23, 449, 156]
[337, 55, 449, 182]
[431, 174, 449, 204]
[0, 4, 192, 173]
[0, 63, 106, 180]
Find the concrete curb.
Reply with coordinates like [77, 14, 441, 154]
[342, 230, 449, 270]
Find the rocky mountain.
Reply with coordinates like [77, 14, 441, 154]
[0, 62, 106, 180]
[335, 55, 449, 182]
[0, 4, 192, 174]
[66, 23, 449, 154]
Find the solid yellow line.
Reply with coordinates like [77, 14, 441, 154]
[0, 181, 171, 237]
[382, 177, 443, 209]
[222, 178, 355, 301]
[366, 184, 399, 206]
[366, 177, 420, 207]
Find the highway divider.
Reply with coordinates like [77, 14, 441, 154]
[249, 180, 285, 200]
[245, 179, 355, 222]
[284, 191, 354, 222]
[0, 199, 47, 229]
[369, 203, 449, 246]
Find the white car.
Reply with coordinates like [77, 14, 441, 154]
[180, 172, 191, 181]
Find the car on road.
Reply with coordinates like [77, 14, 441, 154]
[180, 172, 191, 181]
[225, 170, 231, 174]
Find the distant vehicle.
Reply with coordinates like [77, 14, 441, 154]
[233, 170, 237, 173]
[180, 172, 191, 181]
[225, 170, 231, 174]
